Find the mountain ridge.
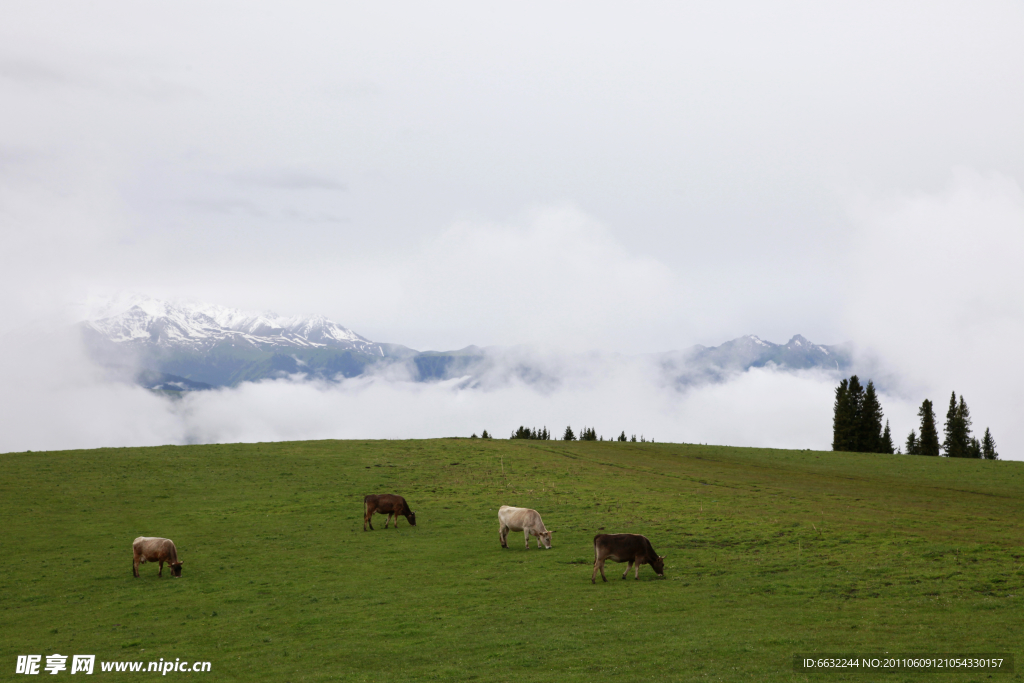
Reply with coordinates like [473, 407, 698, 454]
[79, 296, 853, 390]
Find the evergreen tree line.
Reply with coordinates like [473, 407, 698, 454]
[832, 377, 997, 459]
[831, 376, 894, 454]
[479, 426, 654, 443]
[509, 426, 550, 440]
[905, 391, 997, 459]
[561, 426, 596, 441]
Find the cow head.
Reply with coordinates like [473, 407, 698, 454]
[407, 511, 417, 526]
[652, 555, 665, 577]
[170, 561, 183, 578]
[539, 530, 552, 549]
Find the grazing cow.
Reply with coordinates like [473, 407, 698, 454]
[498, 505, 553, 549]
[364, 494, 416, 531]
[591, 533, 664, 583]
[132, 537, 183, 578]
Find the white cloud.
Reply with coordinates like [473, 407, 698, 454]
[846, 170, 1024, 457]
[1, 3, 1022, 457]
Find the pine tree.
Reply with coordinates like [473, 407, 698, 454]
[982, 428, 998, 460]
[563, 426, 575, 441]
[860, 380, 885, 453]
[967, 436, 982, 459]
[481, 429, 491, 439]
[847, 376, 865, 450]
[943, 392, 961, 457]
[832, 379, 852, 451]
[905, 429, 919, 455]
[943, 393, 975, 457]
[470, 433, 478, 439]
[918, 399, 939, 456]
[618, 431, 627, 442]
[881, 420, 894, 454]
[957, 396, 973, 454]
[630, 434, 637, 442]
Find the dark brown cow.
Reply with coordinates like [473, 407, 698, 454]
[591, 533, 665, 583]
[133, 537, 183, 578]
[363, 494, 416, 531]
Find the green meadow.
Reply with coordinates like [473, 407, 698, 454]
[2, 439, 1023, 682]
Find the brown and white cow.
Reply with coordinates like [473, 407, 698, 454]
[498, 505, 552, 549]
[132, 537, 183, 578]
[363, 494, 416, 531]
[591, 533, 664, 583]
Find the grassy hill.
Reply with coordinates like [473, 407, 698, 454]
[2, 439, 1023, 681]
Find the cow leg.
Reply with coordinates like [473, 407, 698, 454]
[623, 561, 632, 579]
[591, 559, 600, 584]
[158, 560, 164, 577]
[133, 557, 139, 578]
[499, 523, 508, 548]
[599, 560, 608, 582]
[524, 529, 531, 550]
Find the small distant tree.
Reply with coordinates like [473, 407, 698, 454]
[982, 428, 998, 460]
[481, 429, 491, 439]
[579, 427, 597, 441]
[563, 426, 575, 441]
[967, 436, 982, 459]
[618, 431, 627, 442]
[881, 420, 894, 454]
[470, 433, 478, 439]
[630, 434, 637, 443]
[905, 429, 920, 455]
[917, 399, 940, 456]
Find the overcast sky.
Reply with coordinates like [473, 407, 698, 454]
[2, 2, 1023, 454]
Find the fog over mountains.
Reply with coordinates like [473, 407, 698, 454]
[80, 296, 853, 392]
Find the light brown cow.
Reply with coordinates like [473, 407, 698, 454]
[498, 505, 552, 549]
[591, 533, 664, 583]
[132, 537, 183, 578]
[363, 494, 416, 531]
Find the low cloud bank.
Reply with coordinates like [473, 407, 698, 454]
[0, 326, 921, 456]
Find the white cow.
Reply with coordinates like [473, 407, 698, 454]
[498, 505, 552, 549]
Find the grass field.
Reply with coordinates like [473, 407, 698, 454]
[3, 439, 1023, 681]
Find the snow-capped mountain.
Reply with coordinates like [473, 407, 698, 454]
[658, 333, 851, 386]
[83, 295, 386, 356]
[78, 295, 852, 391]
